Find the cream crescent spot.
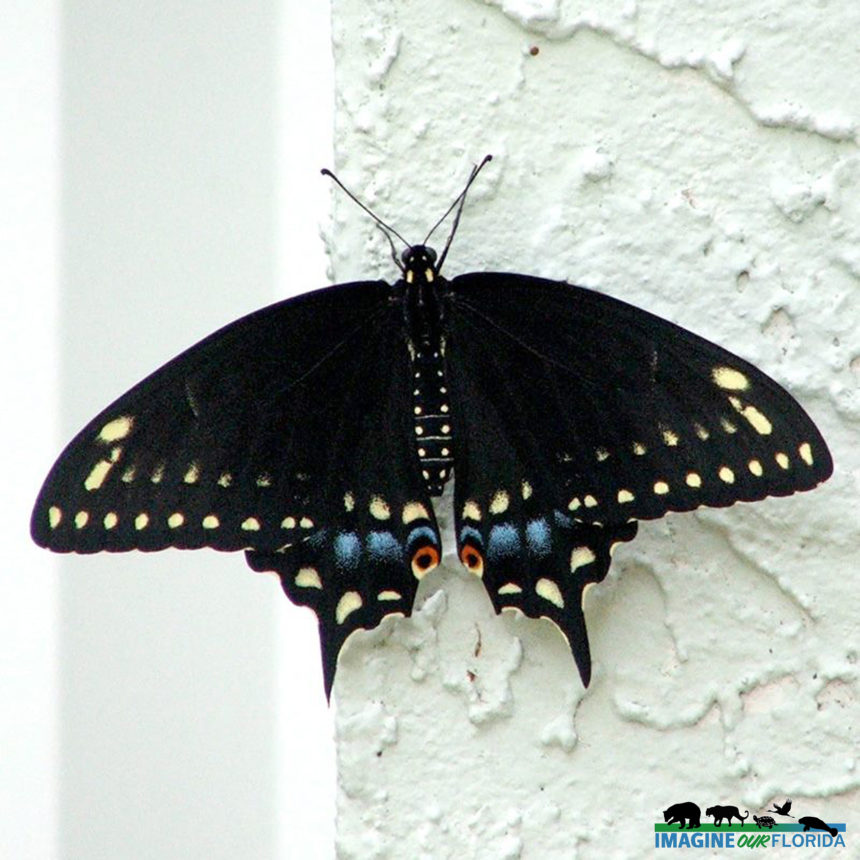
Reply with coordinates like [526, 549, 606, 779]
[336, 591, 363, 624]
[535, 578, 564, 609]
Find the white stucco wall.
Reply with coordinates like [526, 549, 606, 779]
[327, 1, 860, 857]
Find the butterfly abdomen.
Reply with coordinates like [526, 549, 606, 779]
[411, 344, 454, 496]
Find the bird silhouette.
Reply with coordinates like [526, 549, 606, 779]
[768, 799, 795, 818]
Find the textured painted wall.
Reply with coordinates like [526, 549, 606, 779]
[327, 0, 859, 856]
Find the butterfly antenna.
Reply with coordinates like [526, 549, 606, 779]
[321, 168, 410, 250]
[429, 154, 493, 272]
[376, 223, 404, 272]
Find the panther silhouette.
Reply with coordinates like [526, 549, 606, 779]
[706, 805, 749, 827]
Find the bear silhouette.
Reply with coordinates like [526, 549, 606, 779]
[798, 816, 837, 837]
[706, 805, 749, 827]
[663, 802, 701, 829]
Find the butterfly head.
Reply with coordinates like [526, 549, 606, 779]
[402, 245, 439, 285]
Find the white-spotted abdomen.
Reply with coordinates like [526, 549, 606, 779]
[411, 344, 454, 495]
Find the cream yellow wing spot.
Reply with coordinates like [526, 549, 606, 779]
[535, 579, 564, 609]
[183, 463, 200, 484]
[202, 515, 220, 529]
[685, 472, 702, 488]
[369, 496, 391, 520]
[660, 427, 679, 446]
[712, 366, 749, 391]
[490, 490, 510, 515]
[402, 501, 430, 524]
[103, 512, 118, 530]
[748, 459, 763, 476]
[583, 494, 598, 508]
[295, 567, 322, 589]
[167, 512, 184, 528]
[570, 546, 596, 572]
[74, 510, 89, 529]
[718, 466, 735, 484]
[498, 583, 522, 595]
[377, 590, 401, 601]
[48, 506, 62, 528]
[281, 516, 296, 529]
[798, 442, 813, 466]
[653, 481, 670, 495]
[729, 396, 772, 435]
[336, 591, 363, 624]
[462, 500, 482, 521]
[135, 512, 149, 530]
[775, 452, 790, 469]
[617, 489, 634, 504]
[241, 517, 261, 531]
[98, 415, 133, 442]
[84, 459, 114, 491]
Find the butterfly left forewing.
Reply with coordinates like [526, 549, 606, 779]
[31, 280, 395, 553]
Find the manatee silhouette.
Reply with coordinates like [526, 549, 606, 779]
[798, 816, 837, 837]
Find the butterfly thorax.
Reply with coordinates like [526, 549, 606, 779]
[400, 245, 444, 346]
[400, 245, 453, 496]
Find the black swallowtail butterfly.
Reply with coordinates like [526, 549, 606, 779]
[32, 157, 832, 698]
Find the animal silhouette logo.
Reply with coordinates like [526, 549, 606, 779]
[706, 805, 749, 827]
[768, 798, 795, 818]
[657, 796, 845, 847]
[663, 801, 701, 829]
[799, 816, 838, 837]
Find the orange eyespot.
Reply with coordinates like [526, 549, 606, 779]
[459, 545, 484, 577]
[410, 545, 440, 579]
